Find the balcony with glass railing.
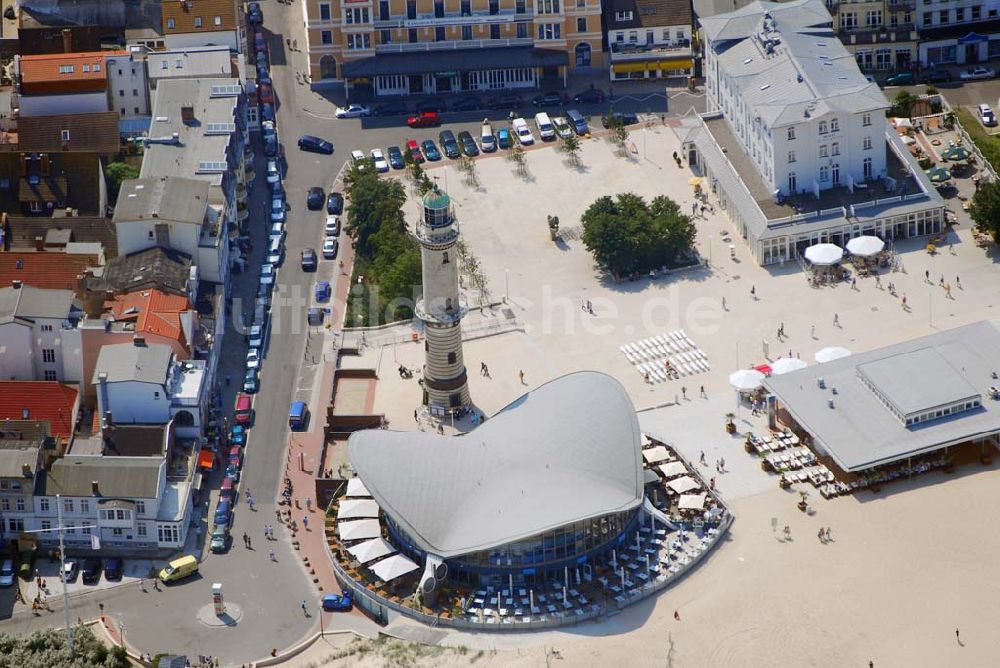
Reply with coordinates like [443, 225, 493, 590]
[375, 36, 533, 52]
[609, 40, 692, 63]
[374, 8, 533, 28]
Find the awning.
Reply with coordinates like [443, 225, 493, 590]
[343, 46, 567, 78]
[658, 461, 688, 479]
[338, 518, 381, 541]
[346, 537, 397, 564]
[642, 445, 671, 464]
[678, 493, 707, 510]
[667, 476, 700, 494]
[612, 59, 693, 74]
[369, 553, 420, 582]
[656, 58, 694, 70]
[612, 62, 648, 74]
[197, 449, 215, 471]
[338, 498, 381, 520]
[345, 478, 371, 498]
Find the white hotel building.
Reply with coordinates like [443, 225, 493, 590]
[678, 0, 945, 265]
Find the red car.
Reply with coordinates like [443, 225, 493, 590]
[259, 84, 273, 104]
[406, 139, 424, 163]
[407, 111, 440, 128]
[234, 393, 254, 425]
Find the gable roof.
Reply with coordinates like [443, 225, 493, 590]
[608, 0, 691, 29]
[18, 51, 115, 85]
[86, 247, 193, 296]
[349, 372, 644, 558]
[105, 289, 189, 344]
[38, 455, 162, 498]
[0, 252, 100, 292]
[6, 215, 118, 256]
[113, 177, 210, 226]
[17, 112, 121, 153]
[0, 284, 75, 324]
[93, 341, 173, 385]
[0, 381, 79, 441]
[162, 0, 238, 33]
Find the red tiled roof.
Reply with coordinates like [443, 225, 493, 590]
[0, 381, 78, 440]
[0, 252, 99, 291]
[105, 289, 189, 344]
[18, 51, 125, 85]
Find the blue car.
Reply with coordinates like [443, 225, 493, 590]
[315, 281, 331, 302]
[497, 128, 511, 149]
[387, 146, 405, 170]
[321, 592, 353, 611]
[421, 140, 442, 161]
[224, 464, 240, 483]
[229, 426, 246, 447]
[214, 499, 232, 525]
[261, 103, 275, 122]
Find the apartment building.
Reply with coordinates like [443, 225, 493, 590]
[161, 0, 243, 52]
[303, 0, 603, 95]
[916, 0, 1000, 65]
[0, 284, 82, 382]
[605, 0, 694, 81]
[827, 0, 917, 72]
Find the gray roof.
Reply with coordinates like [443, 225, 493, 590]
[113, 177, 210, 227]
[147, 47, 233, 85]
[0, 285, 75, 324]
[702, 0, 887, 127]
[87, 247, 194, 297]
[341, 47, 568, 78]
[93, 341, 173, 385]
[141, 78, 241, 188]
[763, 320, 1000, 472]
[857, 347, 980, 416]
[38, 455, 162, 498]
[0, 442, 41, 478]
[349, 372, 644, 558]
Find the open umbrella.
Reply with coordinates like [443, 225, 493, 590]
[814, 346, 851, 364]
[688, 176, 703, 187]
[771, 357, 807, 375]
[941, 145, 971, 161]
[926, 166, 951, 183]
[846, 235, 885, 257]
[729, 368, 765, 391]
[804, 243, 844, 266]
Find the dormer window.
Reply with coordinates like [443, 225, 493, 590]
[614, 10, 633, 21]
[194, 17, 203, 28]
[61, 130, 70, 141]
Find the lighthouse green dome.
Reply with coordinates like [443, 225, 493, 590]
[422, 190, 451, 210]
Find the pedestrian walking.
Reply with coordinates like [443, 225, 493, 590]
[939, 275, 944, 286]
[875, 275, 881, 289]
[681, 386, 687, 399]
[242, 532, 249, 548]
[956, 275, 961, 289]
[302, 600, 310, 617]
[269, 548, 275, 561]
[700, 385, 706, 398]
[945, 284, 952, 299]
[825, 527, 832, 541]
[818, 528, 825, 543]
[721, 296, 727, 310]
[306, 497, 312, 512]
[413, 409, 418, 422]
[691, 201, 698, 217]
[750, 285, 756, 299]
[810, 324, 815, 338]
[720, 457, 725, 471]
[851, 277, 857, 290]
[247, 535, 252, 549]
[709, 477, 716, 490]
[783, 525, 791, 540]
[674, 610, 681, 621]
[302, 516, 309, 531]
[140, 578, 146, 592]
[925, 269, 930, 282]
[902, 293, 908, 310]
[518, 369, 525, 384]
[833, 313, 840, 327]
[699, 450, 707, 466]
[263, 526, 269, 541]
[956, 628, 960, 642]
[248, 495, 255, 510]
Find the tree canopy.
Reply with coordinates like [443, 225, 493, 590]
[970, 180, 1000, 244]
[581, 193, 697, 275]
[105, 161, 140, 204]
[0, 625, 129, 668]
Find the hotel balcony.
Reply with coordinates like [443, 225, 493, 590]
[375, 36, 533, 53]
[838, 26, 917, 45]
[609, 41, 692, 63]
[374, 8, 533, 29]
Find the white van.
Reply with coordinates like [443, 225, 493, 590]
[512, 118, 535, 145]
[480, 121, 496, 153]
[534, 112, 556, 141]
[979, 103, 996, 127]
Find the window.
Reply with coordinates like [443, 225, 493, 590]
[577, 17, 586, 31]
[922, 12, 931, 26]
[787, 127, 795, 140]
[137, 523, 147, 537]
[194, 17, 202, 28]
[408, 28, 418, 42]
[787, 150, 796, 163]
[818, 121, 827, 134]
[93, 63, 100, 71]
[536, 0, 560, 12]
[119, 90, 125, 97]
[135, 500, 146, 515]
[175, 59, 183, 68]
[863, 136, 872, 150]
[434, 0, 444, 17]
[443, 252, 450, 264]
[66, 524, 75, 534]
[538, 23, 560, 39]
[490, 23, 500, 39]
[44, 370, 57, 381]
[347, 34, 371, 49]
[40, 498, 50, 512]
[167, 18, 175, 29]
[345, 7, 369, 23]
[866, 10, 882, 27]
[972, 6, 981, 20]
[321, 30, 332, 44]
[158, 524, 180, 544]
[161, 60, 169, 70]
[15, 498, 24, 512]
[863, 113, 871, 127]
[788, 172, 797, 192]
[134, 106, 139, 114]
[407, 0, 416, 19]
[80, 499, 90, 513]
[489, 0, 499, 14]
[615, 10, 633, 21]
[0, 499, 7, 511]
[448, 352, 457, 363]
[41, 520, 51, 531]
[381, 28, 392, 43]
[435, 26, 445, 41]
[132, 89, 138, 96]
[60, 129, 70, 142]
[516, 22, 528, 38]
[830, 118, 838, 132]
[956, 7, 964, 21]
[8, 518, 23, 532]
[938, 10, 948, 23]
[42, 349, 55, 364]
[319, 2, 331, 20]
[819, 145, 828, 158]
[64, 499, 73, 513]
[819, 166, 829, 182]
[112, 528, 123, 536]
[462, 25, 472, 40]
[82, 64, 90, 72]
[830, 141, 840, 156]
[516, 0, 526, 11]
[840, 12, 856, 29]
[214, 15, 222, 25]
[863, 156, 872, 178]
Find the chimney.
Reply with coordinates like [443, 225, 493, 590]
[91, 480, 100, 495]
[103, 410, 113, 426]
[62, 29, 72, 53]
[34, 236, 44, 251]
[180, 105, 195, 123]
[11, 279, 21, 289]
[133, 336, 146, 347]
[64, 207, 73, 218]
[21, 463, 32, 477]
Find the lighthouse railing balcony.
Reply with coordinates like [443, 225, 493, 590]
[415, 298, 469, 324]
[414, 219, 460, 245]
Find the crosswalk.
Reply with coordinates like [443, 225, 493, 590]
[620, 330, 710, 384]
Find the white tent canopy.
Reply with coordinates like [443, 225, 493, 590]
[846, 235, 885, 257]
[804, 243, 844, 266]
[338, 498, 381, 520]
[815, 346, 852, 364]
[345, 478, 371, 498]
[667, 476, 700, 494]
[678, 493, 707, 510]
[658, 461, 687, 479]
[771, 357, 807, 375]
[729, 368, 765, 391]
[642, 445, 672, 465]
[338, 518, 381, 541]
[369, 553, 420, 582]
[346, 537, 397, 564]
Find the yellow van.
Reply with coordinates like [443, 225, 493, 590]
[158, 555, 199, 583]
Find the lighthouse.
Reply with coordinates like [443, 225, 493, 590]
[414, 189, 471, 411]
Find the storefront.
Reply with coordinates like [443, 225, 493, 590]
[610, 57, 693, 81]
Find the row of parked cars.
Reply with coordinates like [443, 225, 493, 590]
[334, 88, 608, 119]
[0, 556, 124, 587]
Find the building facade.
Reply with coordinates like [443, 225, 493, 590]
[161, 0, 243, 53]
[915, 0, 1000, 66]
[605, 0, 694, 81]
[304, 0, 603, 94]
[0, 285, 81, 382]
[828, 0, 917, 73]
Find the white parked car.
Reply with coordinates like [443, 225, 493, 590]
[0, 559, 14, 587]
[552, 116, 573, 140]
[370, 148, 389, 173]
[246, 348, 261, 370]
[512, 118, 535, 145]
[266, 159, 280, 184]
[960, 67, 996, 80]
[335, 104, 371, 118]
[325, 215, 341, 237]
[351, 149, 367, 169]
[323, 237, 339, 259]
[269, 222, 285, 242]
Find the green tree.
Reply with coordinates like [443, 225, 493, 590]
[581, 192, 697, 275]
[890, 90, 915, 117]
[0, 625, 129, 668]
[344, 165, 407, 259]
[105, 161, 139, 203]
[970, 180, 1000, 244]
[561, 132, 581, 166]
[607, 115, 629, 154]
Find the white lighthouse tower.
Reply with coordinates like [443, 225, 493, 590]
[414, 189, 471, 411]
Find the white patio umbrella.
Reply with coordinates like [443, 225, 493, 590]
[846, 235, 885, 257]
[345, 478, 371, 498]
[346, 537, 397, 564]
[804, 243, 844, 266]
[729, 368, 765, 391]
[770, 357, 807, 375]
[369, 554, 420, 582]
[814, 346, 852, 363]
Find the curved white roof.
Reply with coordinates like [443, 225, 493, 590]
[349, 371, 644, 558]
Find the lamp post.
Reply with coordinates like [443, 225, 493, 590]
[117, 621, 126, 649]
